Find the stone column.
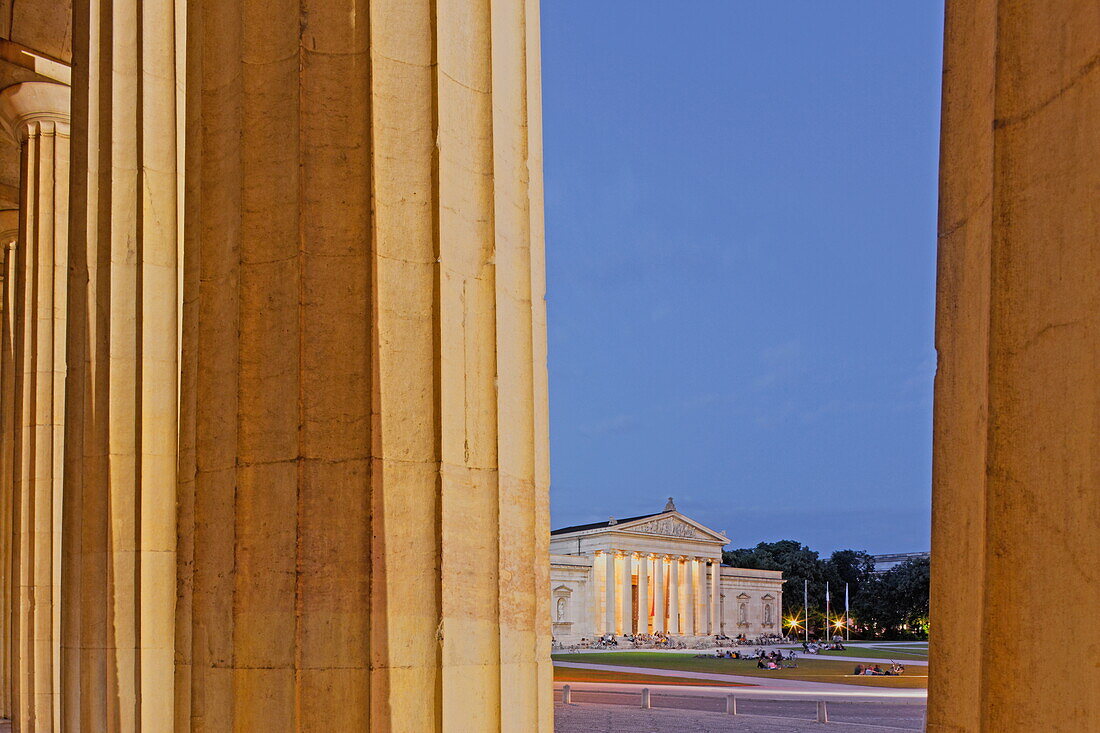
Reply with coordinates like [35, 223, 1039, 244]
[0, 211, 17, 721]
[664, 556, 673, 629]
[696, 559, 707, 635]
[619, 552, 632, 634]
[179, 0, 551, 727]
[636, 554, 649, 634]
[709, 561, 720, 635]
[653, 556, 666, 634]
[683, 558, 695, 635]
[0, 81, 71, 733]
[603, 551, 616, 635]
[62, 0, 181, 723]
[930, 4, 1100, 731]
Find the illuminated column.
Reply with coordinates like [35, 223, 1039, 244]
[695, 558, 706, 635]
[0, 81, 71, 732]
[709, 561, 720, 634]
[603, 551, 615, 635]
[683, 557, 695, 635]
[619, 552, 632, 634]
[636, 554, 649, 633]
[653, 556, 666, 633]
[664, 556, 673, 629]
[0, 213, 17, 721]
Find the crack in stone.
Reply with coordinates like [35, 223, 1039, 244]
[995, 49, 1100, 129]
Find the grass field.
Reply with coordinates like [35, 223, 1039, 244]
[551, 652, 927, 690]
[553, 666, 752, 687]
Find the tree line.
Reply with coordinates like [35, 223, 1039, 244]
[722, 540, 930, 640]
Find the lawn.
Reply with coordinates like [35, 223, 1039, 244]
[554, 666, 752, 687]
[551, 652, 926, 690]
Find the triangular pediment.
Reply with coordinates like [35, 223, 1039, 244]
[736, 593, 751, 600]
[614, 512, 729, 544]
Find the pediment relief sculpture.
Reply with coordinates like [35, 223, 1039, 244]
[631, 516, 704, 539]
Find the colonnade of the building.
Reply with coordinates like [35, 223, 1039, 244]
[0, 0, 552, 729]
[595, 551, 722, 636]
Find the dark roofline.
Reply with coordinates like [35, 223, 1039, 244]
[550, 512, 664, 536]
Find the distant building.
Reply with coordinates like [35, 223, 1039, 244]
[549, 498, 784, 643]
[871, 551, 930, 574]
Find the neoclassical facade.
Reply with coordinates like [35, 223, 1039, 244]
[549, 500, 783, 643]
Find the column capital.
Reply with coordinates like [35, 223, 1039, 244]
[0, 82, 70, 143]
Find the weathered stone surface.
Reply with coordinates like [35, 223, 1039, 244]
[173, 0, 552, 729]
[931, 2, 1100, 730]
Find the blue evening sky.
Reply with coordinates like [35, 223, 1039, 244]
[541, 1, 945, 555]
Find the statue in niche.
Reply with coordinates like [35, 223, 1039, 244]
[738, 603, 747, 625]
[556, 596, 567, 622]
[764, 603, 773, 625]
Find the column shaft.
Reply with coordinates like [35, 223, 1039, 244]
[709, 561, 720, 635]
[653, 557, 666, 634]
[931, 3, 1100, 731]
[0, 218, 17, 721]
[636, 555, 648, 634]
[63, 0, 181, 723]
[664, 556, 673, 629]
[619, 553, 632, 634]
[1, 82, 71, 732]
[682, 556, 690, 629]
[176, 0, 551, 728]
[603, 551, 615, 635]
[695, 559, 706, 635]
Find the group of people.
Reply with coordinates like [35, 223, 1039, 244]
[711, 648, 747, 659]
[755, 649, 788, 670]
[754, 649, 794, 669]
[854, 663, 906, 676]
[576, 631, 685, 649]
[802, 640, 846, 654]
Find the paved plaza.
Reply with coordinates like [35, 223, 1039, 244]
[554, 701, 924, 732]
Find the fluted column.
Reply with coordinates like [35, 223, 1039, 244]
[616, 552, 630, 634]
[603, 551, 615, 635]
[695, 558, 706, 635]
[177, 0, 551, 726]
[1, 81, 71, 733]
[709, 561, 720, 635]
[636, 554, 648, 634]
[664, 556, 673, 629]
[62, 0, 182, 724]
[0, 211, 18, 721]
[653, 556, 666, 633]
[683, 557, 695, 636]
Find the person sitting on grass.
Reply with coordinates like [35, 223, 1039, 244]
[855, 664, 865, 675]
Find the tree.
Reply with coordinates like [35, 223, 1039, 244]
[851, 558, 930, 639]
[723, 543, 928, 640]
